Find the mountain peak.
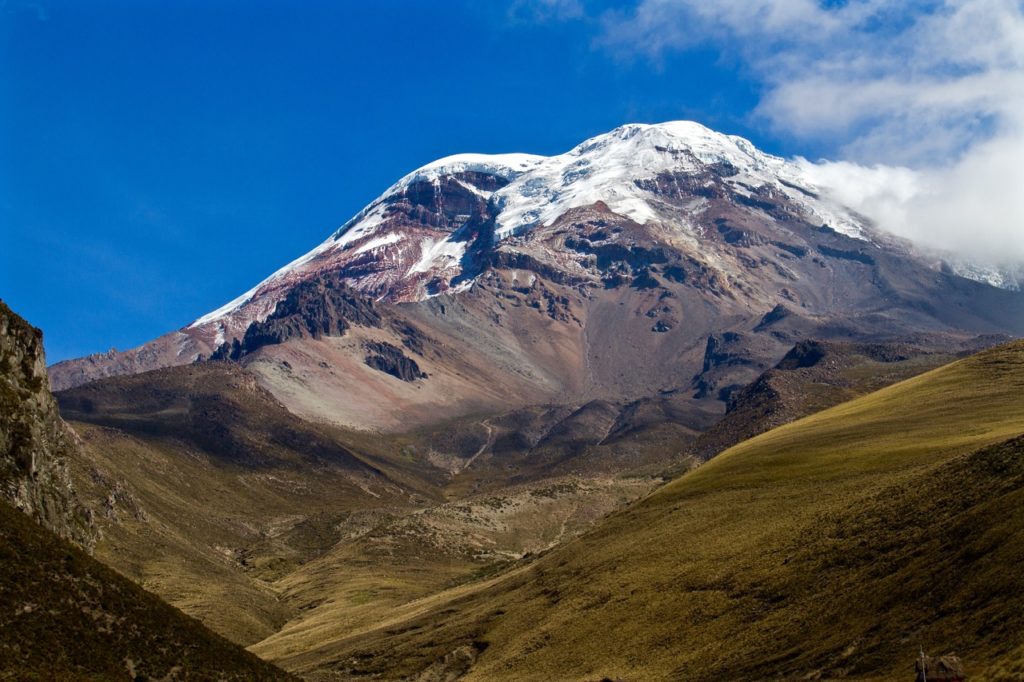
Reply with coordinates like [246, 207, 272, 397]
[48, 121, 1024, 400]
[185, 121, 873, 332]
[588, 120, 745, 150]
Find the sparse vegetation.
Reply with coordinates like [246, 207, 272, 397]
[271, 341, 1024, 680]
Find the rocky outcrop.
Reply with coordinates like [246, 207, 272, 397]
[754, 304, 793, 332]
[212, 274, 382, 361]
[692, 332, 762, 400]
[364, 342, 427, 382]
[0, 300, 95, 549]
[817, 244, 876, 265]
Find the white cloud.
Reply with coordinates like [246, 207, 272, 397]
[800, 129, 1024, 264]
[596, 0, 1024, 265]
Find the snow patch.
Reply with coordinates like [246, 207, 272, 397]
[489, 121, 870, 240]
[353, 232, 402, 255]
[410, 237, 467, 275]
[200, 120, 1021, 328]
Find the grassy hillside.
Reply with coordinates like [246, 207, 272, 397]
[56, 362, 662, 651]
[57, 363, 439, 646]
[0, 498, 294, 681]
[249, 475, 654, 666]
[276, 341, 1024, 680]
[682, 339, 963, 463]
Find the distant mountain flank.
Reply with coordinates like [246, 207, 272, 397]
[49, 122, 1024, 437]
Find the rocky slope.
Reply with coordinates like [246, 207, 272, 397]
[49, 123, 1024, 437]
[0, 300, 94, 548]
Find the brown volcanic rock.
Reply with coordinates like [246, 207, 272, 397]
[0, 300, 95, 548]
[364, 341, 427, 381]
[212, 274, 384, 361]
[212, 212, 1024, 434]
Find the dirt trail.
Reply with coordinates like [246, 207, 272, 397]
[460, 420, 495, 472]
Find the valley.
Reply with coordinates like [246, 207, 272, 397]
[266, 341, 1024, 680]
[5, 120, 1024, 680]
[45, 324, 1015, 680]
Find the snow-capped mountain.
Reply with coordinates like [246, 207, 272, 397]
[49, 121, 1024, 419]
[192, 122, 872, 330]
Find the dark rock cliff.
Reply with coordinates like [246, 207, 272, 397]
[364, 341, 427, 382]
[212, 275, 382, 361]
[0, 300, 95, 549]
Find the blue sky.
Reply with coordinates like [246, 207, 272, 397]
[2, 0, 1021, 362]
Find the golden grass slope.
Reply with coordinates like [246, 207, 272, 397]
[249, 476, 654, 667]
[272, 341, 1024, 680]
[57, 361, 666, 652]
[57, 363, 440, 646]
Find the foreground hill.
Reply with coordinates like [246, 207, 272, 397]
[0, 300, 293, 680]
[262, 341, 1024, 680]
[0, 498, 294, 681]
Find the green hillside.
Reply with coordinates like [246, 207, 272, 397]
[276, 341, 1024, 680]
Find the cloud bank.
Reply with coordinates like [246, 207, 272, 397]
[596, 0, 1024, 267]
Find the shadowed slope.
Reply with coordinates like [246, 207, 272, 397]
[0, 302, 292, 680]
[0, 499, 294, 681]
[56, 363, 440, 646]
